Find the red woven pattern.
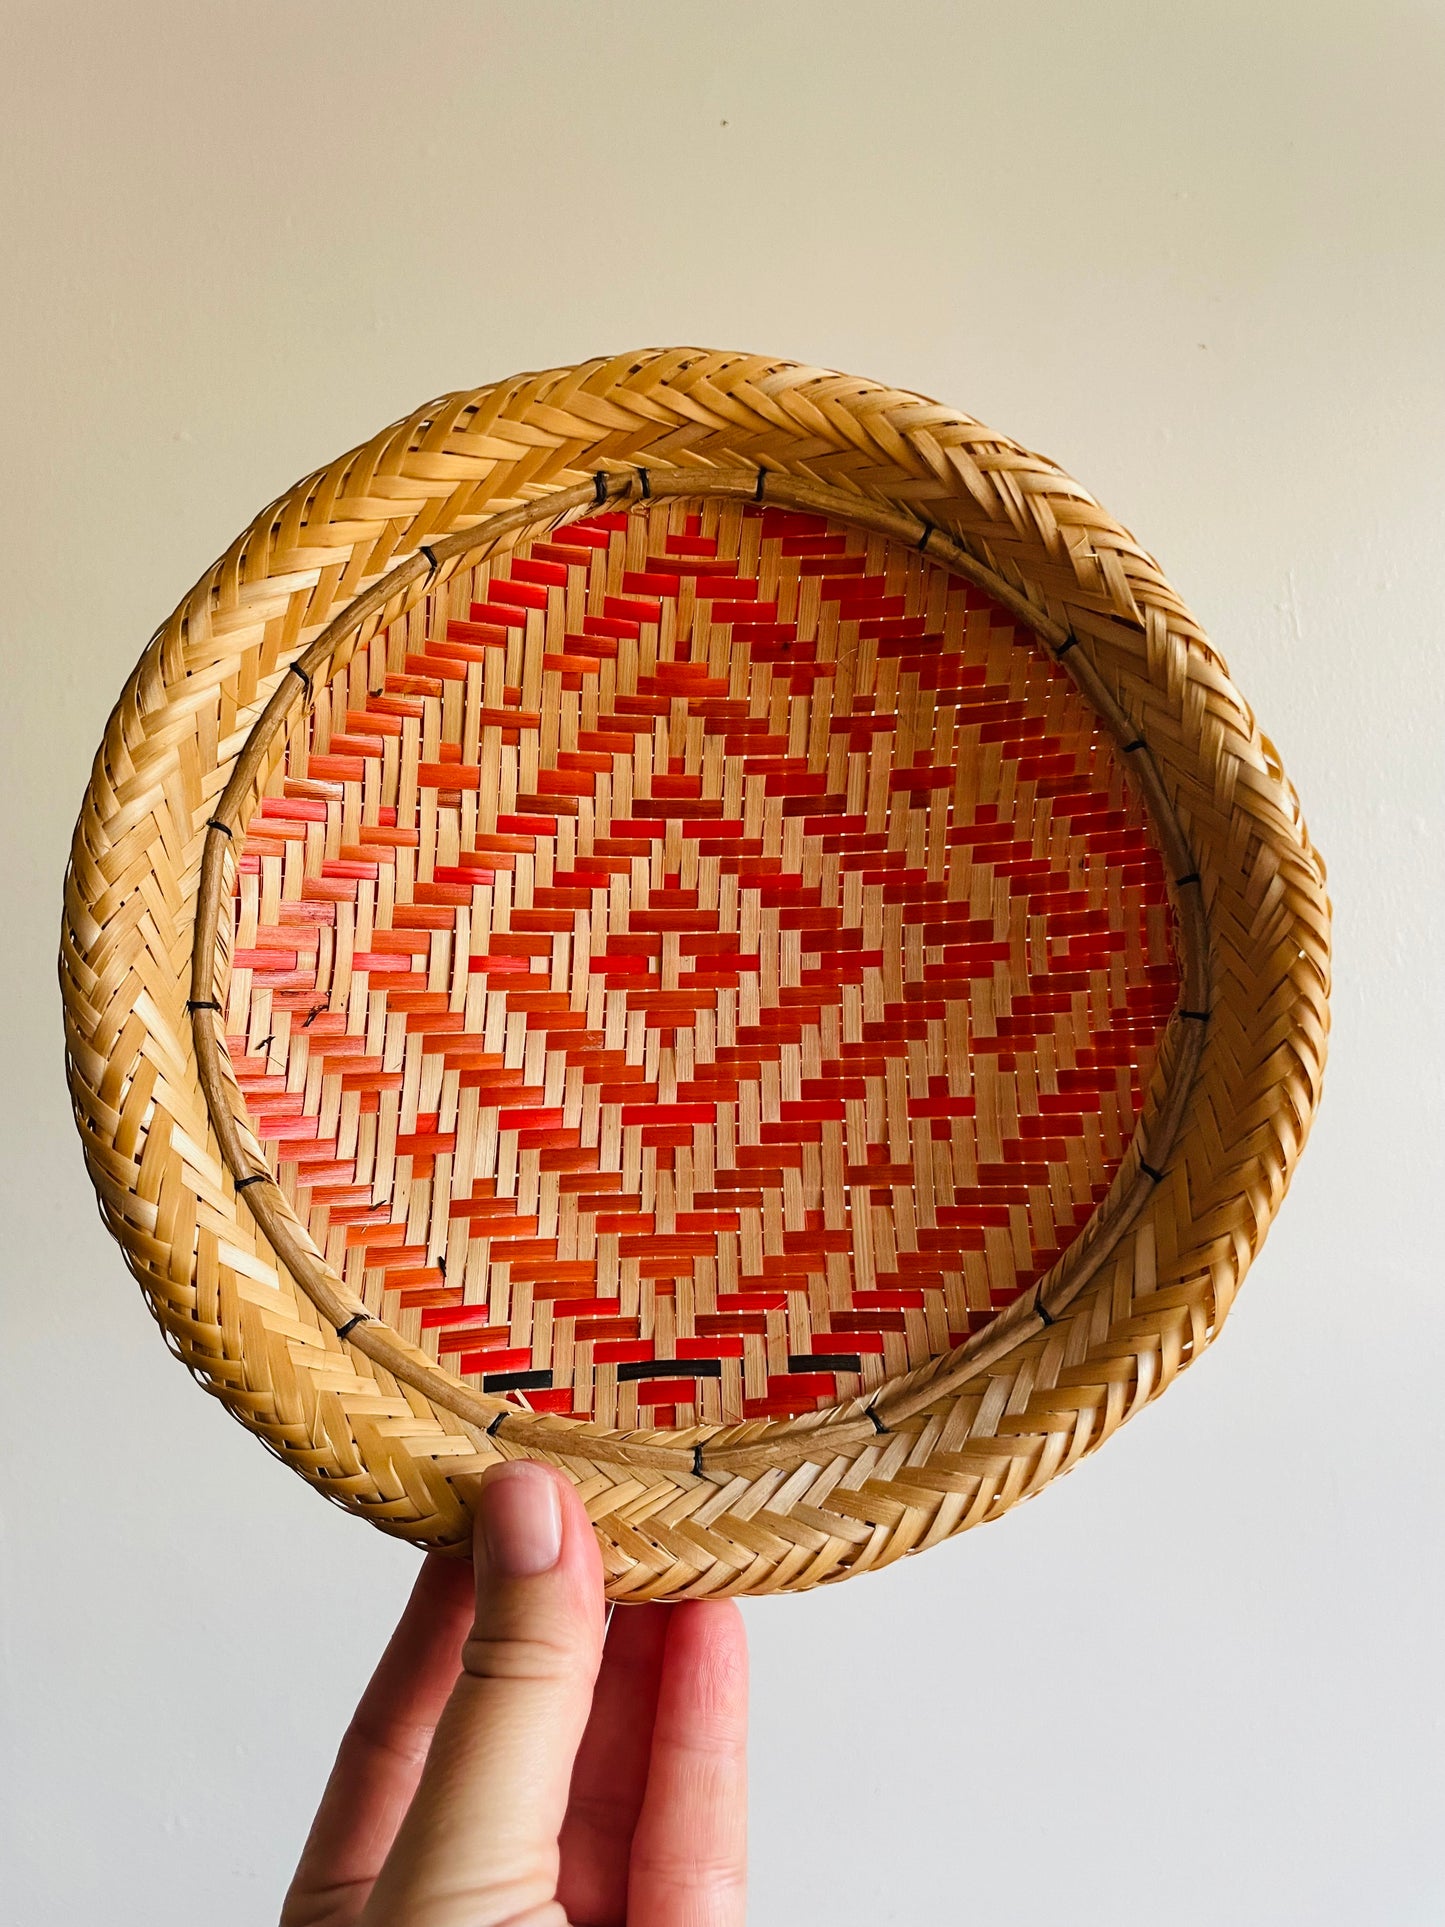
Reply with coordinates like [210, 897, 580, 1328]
[224, 499, 1178, 1427]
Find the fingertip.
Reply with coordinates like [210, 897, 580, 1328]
[684, 1595, 747, 1643]
[548, 1461, 605, 1578]
[470, 1459, 605, 1614]
[414, 1545, 474, 1605]
[661, 1597, 749, 1736]
[603, 1595, 673, 1658]
[672, 1594, 748, 1656]
[399, 1550, 478, 1654]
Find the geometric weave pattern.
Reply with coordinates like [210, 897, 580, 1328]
[61, 350, 1329, 1595]
[225, 497, 1178, 1429]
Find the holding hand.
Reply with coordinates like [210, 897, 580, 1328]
[283, 1462, 749, 1927]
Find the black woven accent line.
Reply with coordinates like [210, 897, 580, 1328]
[486, 1410, 509, 1436]
[1175, 871, 1202, 887]
[916, 520, 933, 553]
[1036, 1298, 1056, 1328]
[1055, 635, 1079, 657]
[335, 1313, 369, 1340]
[1179, 1008, 1211, 1022]
[234, 1173, 267, 1190]
[287, 661, 312, 696]
[866, 1402, 889, 1435]
[483, 1368, 554, 1393]
[1140, 1161, 1166, 1183]
[1122, 738, 1146, 753]
[186, 998, 220, 1012]
[593, 471, 608, 506]
[789, 1353, 863, 1375]
[754, 467, 767, 502]
[205, 818, 233, 838]
[616, 1358, 723, 1383]
[692, 1443, 705, 1476]
[636, 467, 651, 499]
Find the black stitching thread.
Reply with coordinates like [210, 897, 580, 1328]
[287, 662, 312, 697]
[1055, 636, 1079, 657]
[692, 1443, 705, 1476]
[593, 470, 608, 506]
[866, 1402, 889, 1435]
[1122, 738, 1146, 753]
[636, 467, 651, 499]
[186, 998, 220, 1012]
[418, 543, 439, 573]
[1140, 1161, 1166, 1183]
[754, 467, 767, 502]
[1037, 1298, 1056, 1327]
[335, 1313, 369, 1340]
[916, 520, 933, 553]
[235, 1173, 267, 1190]
[1179, 1008, 1210, 1022]
[205, 818, 233, 838]
[486, 1411, 508, 1437]
[302, 1002, 326, 1027]
[1175, 872, 1202, 887]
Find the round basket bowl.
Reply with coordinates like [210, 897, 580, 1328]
[61, 350, 1329, 1599]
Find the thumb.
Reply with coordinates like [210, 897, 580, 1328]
[361, 1461, 605, 1927]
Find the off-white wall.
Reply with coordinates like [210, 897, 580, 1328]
[3, 4, 1442, 1922]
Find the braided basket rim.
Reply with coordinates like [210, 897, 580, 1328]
[60, 349, 1330, 1597]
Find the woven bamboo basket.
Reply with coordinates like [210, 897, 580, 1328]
[61, 349, 1329, 1598]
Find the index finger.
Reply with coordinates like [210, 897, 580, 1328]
[628, 1600, 749, 1927]
[281, 1552, 474, 1927]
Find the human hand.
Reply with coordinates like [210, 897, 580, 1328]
[281, 1461, 748, 1927]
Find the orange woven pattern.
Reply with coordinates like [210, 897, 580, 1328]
[223, 497, 1178, 1429]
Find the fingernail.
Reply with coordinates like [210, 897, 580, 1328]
[477, 1463, 563, 1576]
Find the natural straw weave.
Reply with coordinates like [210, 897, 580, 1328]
[61, 350, 1329, 1598]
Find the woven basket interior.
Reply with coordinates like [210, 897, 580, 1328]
[222, 496, 1179, 1432]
